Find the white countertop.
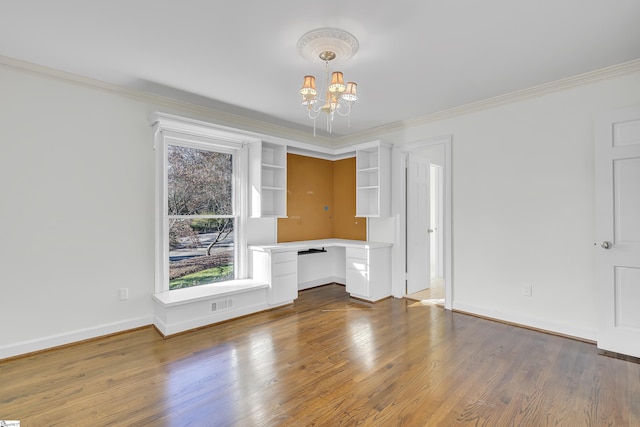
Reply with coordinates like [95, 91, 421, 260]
[249, 238, 392, 253]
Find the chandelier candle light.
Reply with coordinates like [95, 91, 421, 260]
[297, 28, 359, 135]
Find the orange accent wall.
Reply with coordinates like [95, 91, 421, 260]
[333, 157, 367, 240]
[277, 154, 366, 242]
[277, 154, 334, 242]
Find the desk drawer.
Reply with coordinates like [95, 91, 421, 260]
[346, 248, 368, 264]
[273, 251, 297, 263]
[346, 247, 369, 272]
[346, 257, 368, 273]
[273, 260, 297, 277]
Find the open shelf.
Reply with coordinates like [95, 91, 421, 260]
[250, 141, 287, 218]
[355, 142, 390, 217]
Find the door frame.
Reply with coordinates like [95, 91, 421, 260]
[392, 135, 453, 309]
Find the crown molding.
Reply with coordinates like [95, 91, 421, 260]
[2, 54, 639, 148]
[333, 58, 640, 144]
[0, 54, 338, 148]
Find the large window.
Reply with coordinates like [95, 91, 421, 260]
[167, 145, 235, 289]
[153, 114, 250, 293]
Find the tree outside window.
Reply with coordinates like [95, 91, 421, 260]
[167, 145, 235, 290]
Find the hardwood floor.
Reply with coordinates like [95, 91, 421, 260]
[1, 284, 639, 426]
[405, 277, 445, 304]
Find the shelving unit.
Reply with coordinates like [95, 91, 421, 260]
[355, 142, 391, 217]
[250, 141, 287, 218]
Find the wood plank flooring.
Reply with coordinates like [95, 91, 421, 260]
[1, 284, 639, 426]
[405, 277, 445, 304]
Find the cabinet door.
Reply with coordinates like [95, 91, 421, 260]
[268, 251, 298, 304]
[346, 268, 369, 296]
[269, 273, 297, 304]
[346, 249, 369, 297]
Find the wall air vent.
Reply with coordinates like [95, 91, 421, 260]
[211, 298, 234, 312]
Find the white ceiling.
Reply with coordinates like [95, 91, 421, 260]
[2, 1, 640, 141]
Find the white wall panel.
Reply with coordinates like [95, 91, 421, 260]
[0, 66, 155, 356]
[615, 266, 640, 329]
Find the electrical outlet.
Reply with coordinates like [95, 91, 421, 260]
[119, 288, 129, 301]
[522, 284, 532, 297]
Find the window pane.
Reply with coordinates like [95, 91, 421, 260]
[169, 218, 234, 290]
[167, 145, 233, 215]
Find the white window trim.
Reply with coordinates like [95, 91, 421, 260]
[151, 113, 259, 294]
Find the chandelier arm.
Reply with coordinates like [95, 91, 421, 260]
[335, 101, 354, 117]
[307, 107, 323, 120]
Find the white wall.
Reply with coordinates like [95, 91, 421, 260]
[413, 144, 445, 167]
[0, 66, 156, 357]
[0, 65, 278, 358]
[378, 71, 640, 340]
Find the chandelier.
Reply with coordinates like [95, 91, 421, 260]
[297, 28, 359, 135]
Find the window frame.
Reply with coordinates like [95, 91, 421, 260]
[152, 114, 255, 294]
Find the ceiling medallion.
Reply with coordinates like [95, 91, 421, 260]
[297, 28, 359, 63]
[297, 28, 359, 136]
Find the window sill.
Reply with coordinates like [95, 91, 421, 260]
[153, 279, 268, 308]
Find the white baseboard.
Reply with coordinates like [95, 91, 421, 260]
[452, 301, 596, 342]
[154, 301, 287, 336]
[0, 316, 153, 360]
[298, 276, 345, 291]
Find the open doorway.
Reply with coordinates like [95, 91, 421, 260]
[405, 159, 445, 304]
[392, 135, 452, 309]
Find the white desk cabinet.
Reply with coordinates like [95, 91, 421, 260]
[346, 246, 391, 301]
[251, 249, 298, 305]
[250, 239, 392, 304]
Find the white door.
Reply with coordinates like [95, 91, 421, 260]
[406, 154, 430, 294]
[430, 164, 443, 278]
[595, 105, 640, 358]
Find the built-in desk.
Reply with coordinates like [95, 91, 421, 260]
[250, 239, 392, 303]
